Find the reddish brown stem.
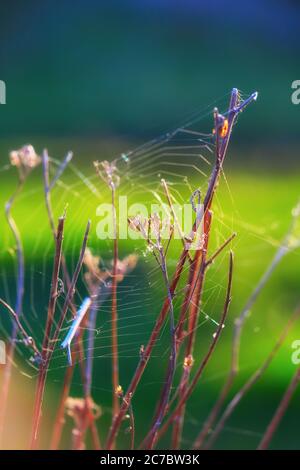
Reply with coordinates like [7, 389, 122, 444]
[194, 373, 235, 449]
[200, 218, 297, 449]
[78, 314, 102, 451]
[128, 403, 135, 450]
[90, 420, 102, 450]
[106, 249, 188, 449]
[30, 216, 65, 449]
[171, 211, 212, 449]
[106, 89, 256, 449]
[199, 305, 300, 449]
[0, 180, 25, 443]
[30, 219, 90, 449]
[47, 220, 91, 360]
[258, 368, 300, 450]
[169, 107, 237, 448]
[205, 233, 237, 268]
[111, 185, 119, 421]
[141, 243, 177, 449]
[0, 298, 41, 361]
[157, 251, 233, 440]
[50, 343, 79, 450]
[43, 151, 89, 448]
[175, 255, 202, 348]
[170, 250, 203, 448]
[42, 150, 76, 317]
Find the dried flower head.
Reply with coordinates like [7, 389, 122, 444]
[128, 213, 170, 250]
[94, 159, 120, 189]
[150, 213, 162, 241]
[65, 396, 101, 426]
[115, 254, 138, 282]
[84, 248, 138, 289]
[83, 248, 109, 291]
[64, 397, 101, 450]
[10, 144, 41, 179]
[150, 213, 173, 248]
[128, 214, 149, 239]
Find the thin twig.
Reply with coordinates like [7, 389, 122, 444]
[94, 160, 120, 430]
[197, 304, 300, 449]
[258, 368, 300, 450]
[128, 403, 135, 450]
[42, 149, 89, 446]
[158, 94, 240, 448]
[196, 209, 300, 449]
[30, 218, 90, 449]
[42, 217, 65, 355]
[157, 251, 233, 440]
[140, 195, 201, 449]
[205, 232, 236, 267]
[0, 180, 25, 441]
[85, 282, 111, 396]
[0, 298, 41, 361]
[30, 216, 65, 449]
[81, 284, 111, 451]
[51, 319, 102, 450]
[42, 149, 76, 316]
[50, 323, 88, 450]
[161, 178, 192, 263]
[175, 254, 202, 349]
[111, 183, 119, 419]
[170, 211, 212, 449]
[50, 346, 77, 450]
[141, 236, 177, 449]
[106, 248, 187, 449]
[47, 220, 91, 361]
[49, 151, 73, 191]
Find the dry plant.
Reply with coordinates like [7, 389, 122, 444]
[0, 145, 41, 443]
[2, 88, 298, 451]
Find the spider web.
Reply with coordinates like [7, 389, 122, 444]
[0, 89, 293, 449]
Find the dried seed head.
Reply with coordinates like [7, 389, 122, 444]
[84, 248, 138, 290]
[65, 397, 86, 414]
[150, 213, 161, 240]
[84, 247, 101, 275]
[183, 354, 194, 370]
[184, 234, 194, 243]
[150, 213, 172, 247]
[65, 396, 101, 427]
[94, 159, 120, 189]
[128, 215, 149, 239]
[115, 254, 138, 282]
[10, 144, 41, 179]
[83, 247, 109, 290]
[184, 231, 205, 251]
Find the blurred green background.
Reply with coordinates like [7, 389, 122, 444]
[0, 0, 300, 450]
